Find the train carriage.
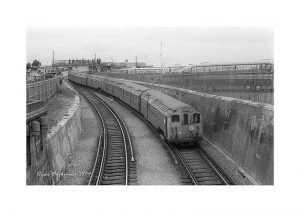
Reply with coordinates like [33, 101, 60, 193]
[97, 76, 106, 91]
[71, 74, 79, 84]
[113, 81, 127, 101]
[140, 91, 152, 119]
[81, 75, 88, 86]
[86, 76, 96, 88]
[141, 89, 203, 143]
[69, 72, 203, 143]
[93, 77, 103, 89]
[125, 83, 150, 112]
[102, 80, 112, 94]
[92, 76, 102, 89]
[123, 85, 133, 106]
[106, 81, 113, 94]
[76, 74, 85, 85]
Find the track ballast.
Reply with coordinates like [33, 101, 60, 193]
[171, 144, 236, 185]
[72, 83, 136, 185]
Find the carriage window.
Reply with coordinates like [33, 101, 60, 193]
[183, 114, 188, 125]
[193, 113, 200, 123]
[171, 115, 180, 122]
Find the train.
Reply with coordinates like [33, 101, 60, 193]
[69, 72, 203, 143]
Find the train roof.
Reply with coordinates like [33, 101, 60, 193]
[142, 89, 191, 115]
[116, 81, 150, 95]
[123, 81, 150, 91]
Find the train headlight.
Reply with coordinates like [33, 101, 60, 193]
[189, 125, 195, 131]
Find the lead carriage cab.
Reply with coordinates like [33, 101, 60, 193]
[169, 107, 202, 144]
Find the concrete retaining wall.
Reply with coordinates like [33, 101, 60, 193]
[94, 72, 274, 104]
[27, 82, 81, 185]
[44, 95, 80, 184]
[133, 81, 274, 185]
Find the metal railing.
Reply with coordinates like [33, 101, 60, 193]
[26, 78, 60, 102]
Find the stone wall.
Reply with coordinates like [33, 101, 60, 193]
[132, 81, 274, 185]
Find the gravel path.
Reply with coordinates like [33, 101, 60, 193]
[93, 92, 182, 185]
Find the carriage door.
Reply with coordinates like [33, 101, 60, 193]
[146, 99, 149, 119]
[182, 113, 190, 138]
[170, 114, 181, 139]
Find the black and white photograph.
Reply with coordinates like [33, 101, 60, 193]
[2, 0, 300, 211]
[26, 27, 274, 186]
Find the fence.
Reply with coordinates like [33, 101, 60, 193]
[26, 78, 60, 102]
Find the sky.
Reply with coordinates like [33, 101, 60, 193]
[27, 27, 273, 67]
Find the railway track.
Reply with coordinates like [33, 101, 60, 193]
[72, 83, 235, 185]
[171, 144, 236, 185]
[71, 83, 136, 185]
[93, 88, 180, 165]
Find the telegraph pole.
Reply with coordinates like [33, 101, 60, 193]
[160, 41, 163, 67]
[94, 53, 96, 70]
[135, 56, 138, 68]
[52, 50, 55, 71]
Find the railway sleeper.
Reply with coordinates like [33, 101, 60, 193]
[103, 172, 126, 177]
[198, 180, 224, 185]
[100, 181, 125, 185]
[107, 140, 123, 143]
[108, 135, 123, 139]
[190, 167, 212, 172]
[105, 157, 125, 161]
[196, 176, 222, 182]
[104, 168, 126, 172]
[107, 149, 124, 152]
[193, 172, 216, 178]
[106, 156, 124, 160]
[102, 175, 125, 181]
[105, 162, 126, 166]
[187, 162, 210, 167]
[107, 145, 125, 149]
[107, 129, 121, 133]
[106, 156, 125, 160]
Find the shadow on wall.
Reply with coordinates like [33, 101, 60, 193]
[143, 83, 274, 185]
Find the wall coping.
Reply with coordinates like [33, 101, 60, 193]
[121, 79, 274, 112]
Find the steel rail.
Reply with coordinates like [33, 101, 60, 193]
[172, 147, 199, 185]
[71, 84, 107, 185]
[196, 145, 236, 185]
[96, 127, 107, 185]
[198, 149, 229, 185]
[96, 89, 178, 165]
[91, 91, 135, 162]
[89, 91, 129, 185]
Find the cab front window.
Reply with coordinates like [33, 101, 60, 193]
[171, 115, 180, 122]
[183, 114, 188, 125]
[193, 113, 200, 123]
